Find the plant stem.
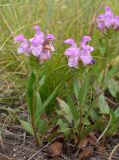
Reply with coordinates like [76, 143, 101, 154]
[31, 92, 39, 146]
[79, 104, 83, 132]
[100, 36, 109, 89]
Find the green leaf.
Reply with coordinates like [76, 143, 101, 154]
[65, 86, 79, 124]
[26, 72, 35, 114]
[36, 119, 46, 135]
[114, 107, 119, 118]
[39, 75, 45, 89]
[84, 119, 90, 125]
[73, 78, 80, 100]
[40, 84, 60, 113]
[98, 94, 110, 113]
[90, 109, 100, 121]
[108, 78, 119, 98]
[99, 66, 119, 84]
[57, 97, 73, 123]
[106, 66, 119, 82]
[20, 120, 33, 135]
[78, 74, 90, 107]
[99, 38, 106, 54]
[57, 119, 70, 136]
[35, 92, 42, 124]
[35, 85, 59, 132]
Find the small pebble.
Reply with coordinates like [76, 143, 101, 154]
[13, 153, 16, 157]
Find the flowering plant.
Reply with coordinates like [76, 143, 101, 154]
[13, 6, 119, 147]
[56, 35, 96, 138]
[14, 26, 59, 146]
[56, 6, 119, 142]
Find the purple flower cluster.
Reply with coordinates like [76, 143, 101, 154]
[14, 26, 55, 63]
[64, 36, 95, 68]
[96, 6, 119, 33]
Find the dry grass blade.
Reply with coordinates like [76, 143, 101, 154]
[109, 143, 119, 160]
[0, 154, 12, 160]
[97, 115, 112, 144]
[88, 0, 106, 36]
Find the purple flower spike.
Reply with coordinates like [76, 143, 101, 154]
[30, 44, 43, 57]
[34, 25, 41, 34]
[96, 14, 106, 32]
[64, 35, 95, 68]
[29, 26, 44, 56]
[79, 50, 93, 65]
[64, 38, 79, 68]
[14, 25, 55, 62]
[30, 25, 44, 47]
[46, 34, 55, 40]
[105, 6, 114, 17]
[68, 57, 79, 68]
[65, 47, 79, 57]
[39, 50, 51, 63]
[17, 40, 30, 56]
[81, 36, 91, 44]
[64, 38, 75, 45]
[96, 6, 119, 32]
[14, 34, 25, 42]
[79, 36, 94, 65]
[14, 34, 30, 56]
[30, 32, 44, 46]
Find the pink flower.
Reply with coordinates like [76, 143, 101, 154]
[14, 35, 30, 56]
[14, 25, 55, 62]
[64, 38, 76, 46]
[14, 34, 25, 42]
[64, 36, 95, 68]
[64, 39, 79, 68]
[46, 34, 55, 41]
[96, 6, 119, 32]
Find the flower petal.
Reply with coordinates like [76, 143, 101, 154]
[14, 34, 25, 42]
